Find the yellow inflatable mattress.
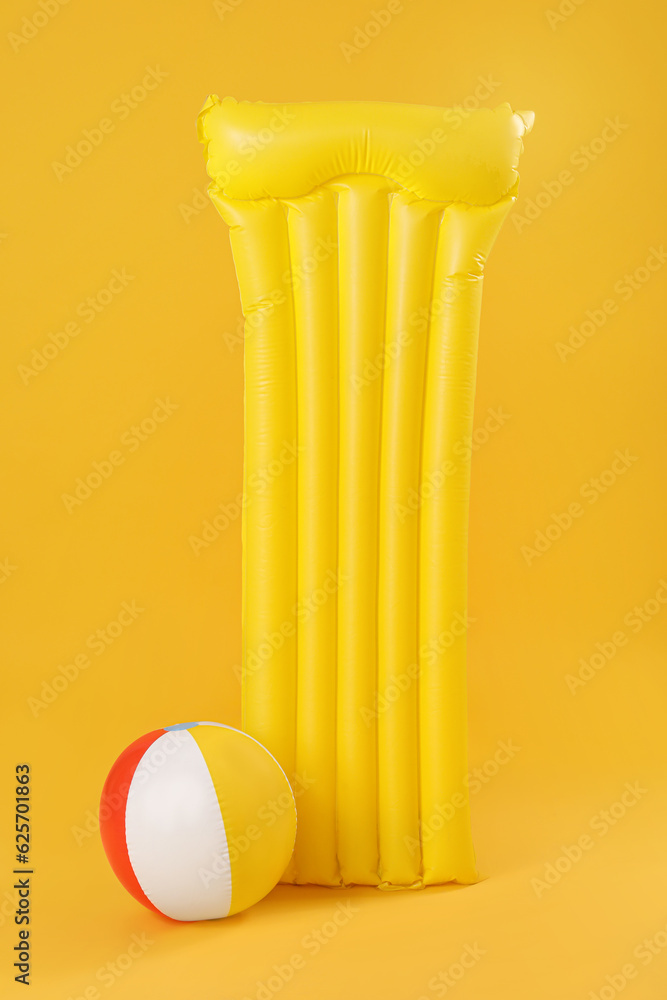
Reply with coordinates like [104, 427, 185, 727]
[197, 96, 532, 888]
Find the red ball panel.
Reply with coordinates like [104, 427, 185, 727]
[99, 729, 166, 915]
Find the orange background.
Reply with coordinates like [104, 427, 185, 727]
[2, 0, 666, 997]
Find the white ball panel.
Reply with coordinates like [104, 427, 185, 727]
[125, 730, 232, 920]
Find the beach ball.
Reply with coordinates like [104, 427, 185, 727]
[99, 722, 296, 920]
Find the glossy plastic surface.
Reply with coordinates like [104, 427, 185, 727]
[198, 97, 532, 888]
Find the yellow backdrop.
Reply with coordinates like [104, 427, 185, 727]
[1, 0, 665, 998]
